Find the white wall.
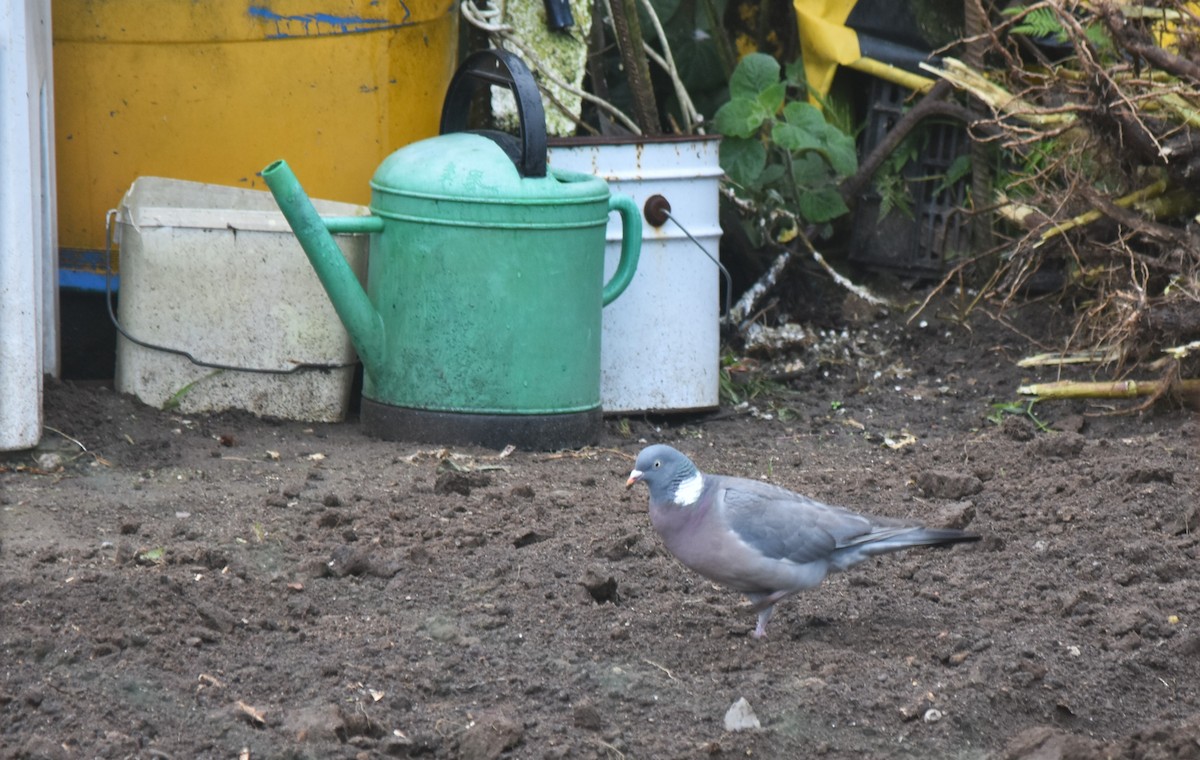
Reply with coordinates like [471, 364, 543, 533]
[0, 0, 59, 451]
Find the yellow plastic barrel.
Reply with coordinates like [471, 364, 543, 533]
[53, 0, 458, 287]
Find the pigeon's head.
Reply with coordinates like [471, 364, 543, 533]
[626, 445, 703, 505]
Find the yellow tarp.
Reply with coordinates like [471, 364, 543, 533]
[794, 0, 935, 102]
[795, 0, 861, 99]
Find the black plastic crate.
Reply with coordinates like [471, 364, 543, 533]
[849, 78, 970, 278]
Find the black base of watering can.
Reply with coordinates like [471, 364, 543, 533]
[361, 398, 602, 450]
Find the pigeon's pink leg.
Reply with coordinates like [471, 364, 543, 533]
[751, 605, 774, 639]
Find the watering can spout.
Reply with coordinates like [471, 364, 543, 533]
[262, 159, 386, 377]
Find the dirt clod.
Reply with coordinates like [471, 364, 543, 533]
[1031, 432, 1086, 459]
[931, 500, 976, 530]
[914, 469, 984, 499]
[572, 701, 606, 731]
[435, 470, 491, 496]
[458, 709, 522, 760]
[999, 725, 1102, 760]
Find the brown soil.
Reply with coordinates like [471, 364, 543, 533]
[3, 300, 1199, 760]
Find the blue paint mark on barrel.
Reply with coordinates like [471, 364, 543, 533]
[248, 3, 412, 38]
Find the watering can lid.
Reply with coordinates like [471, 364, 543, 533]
[371, 132, 609, 203]
[370, 49, 609, 204]
[369, 132, 609, 206]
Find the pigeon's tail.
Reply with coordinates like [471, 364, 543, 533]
[878, 527, 980, 550]
[832, 527, 980, 572]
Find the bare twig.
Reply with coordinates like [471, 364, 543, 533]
[642, 658, 678, 680]
[729, 250, 793, 328]
[1018, 377, 1200, 399]
[608, 0, 660, 134]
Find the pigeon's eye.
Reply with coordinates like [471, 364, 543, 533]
[653, 460, 662, 469]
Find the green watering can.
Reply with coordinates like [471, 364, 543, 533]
[263, 50, 641, 449]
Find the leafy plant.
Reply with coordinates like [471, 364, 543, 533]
[770, 402, 799, 422]
[986, 400, 1051, 432]
[718, 354, 781, 405]
[162, 370, 224, 412]
[615, 418, 632, 438]
[871, 125, 973, 225]
[1003, 6, 1113, 54]
[873, 133, 922, 221]
[934, 153, 973, 198]
[1006, 6, 1067, 41]
[137, 547, 166, 565]
[714, 53, 858, 245]
[640, 0, 737, 124]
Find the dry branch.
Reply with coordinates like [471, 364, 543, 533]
[1018, 378, 1200, 399]
[1036, 178, 1170, 247]
[920, 58, 1078, 126]
[924, 1, 1200, 376]
[1102, 7, 1200, 85]
[1016, 349, 1120, 367]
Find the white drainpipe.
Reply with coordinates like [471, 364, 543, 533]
[1, 0, 60, 451]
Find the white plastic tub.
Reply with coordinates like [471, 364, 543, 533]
[114, 177, 369, 422]
[549, 136, 723, 413]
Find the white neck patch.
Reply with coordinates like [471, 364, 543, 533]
[673, 472, 704, 506]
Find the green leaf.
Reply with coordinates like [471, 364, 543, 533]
[798, 187, 850, 224]
[823, 92, 857, 134]
[162, 370, 224, 411]
[772, 121, 822, 153]
[820, 129, 858, 176]
[720, 137, 766, 187]
[774, 102, 858, 176]
[138, 547, 165, 564]
[755, 82, 786, 118]
[783, 59, 808, 90]
[740, 216, 763, 248]
[932, 153, 972, 197]
[781, 101, 826, 131]
[758, 162, 786, 187]
[714, 98, 766, 138]
[875, 170, 914, 220]
[729, 52, 780, 99]
[1006, 7, 1066, 42]
[790, 152, 829, 185]
[1084, 24, 1113, 54]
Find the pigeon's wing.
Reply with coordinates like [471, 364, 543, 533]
[717, 477, 878, 565]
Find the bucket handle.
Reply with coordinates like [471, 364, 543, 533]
[602, 194, 643, 307]
[439, 50, 547, 179]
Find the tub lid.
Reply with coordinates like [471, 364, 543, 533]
[117, 177, 369, 233]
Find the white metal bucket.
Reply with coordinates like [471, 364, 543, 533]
[549, 136, 723, 413]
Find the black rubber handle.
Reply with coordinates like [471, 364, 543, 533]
[543, 0, 575, 31]
[439, 50, 547, 178]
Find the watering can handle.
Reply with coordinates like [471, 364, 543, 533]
[602, 194, 643, 307]
[439, 50, 547, 179]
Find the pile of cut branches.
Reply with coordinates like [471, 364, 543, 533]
[926, 0, 1200, 388]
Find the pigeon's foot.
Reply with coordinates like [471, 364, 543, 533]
[751, 605, 775, 639]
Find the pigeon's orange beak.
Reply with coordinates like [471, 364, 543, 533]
[625, 469, 643, 489]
